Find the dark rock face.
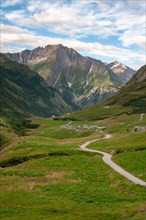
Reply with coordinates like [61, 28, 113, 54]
[5, 44, 136, 108]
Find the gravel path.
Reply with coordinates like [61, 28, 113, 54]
[80, 134, 146, 186]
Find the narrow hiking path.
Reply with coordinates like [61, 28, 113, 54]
[0, 137, 18, 154]
[79, 134, 146, 186]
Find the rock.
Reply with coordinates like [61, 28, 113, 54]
[61, 124, 106, 130]
[52, 115, 56, 118]
[104, 106, 110, 109]
[133, 126, 146, 132]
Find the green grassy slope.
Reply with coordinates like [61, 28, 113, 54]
[0, 61, 145, 219]
[0, 54, 77, 120]
[0, 117, 146, 220]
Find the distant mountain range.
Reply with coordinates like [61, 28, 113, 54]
[58, 64, 146, 121]
[6, 44, 136, 108]
[0, 54, 77, 119]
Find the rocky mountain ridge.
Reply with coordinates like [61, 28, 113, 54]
[58, 64, 146, 121]
[6, 44, 136, 108]
[127, 64, 146, 85]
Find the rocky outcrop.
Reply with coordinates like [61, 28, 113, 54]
[133, 126, 146, 132]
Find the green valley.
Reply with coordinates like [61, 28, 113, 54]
[0, 60, 146, 219]
[0, 113, 146, 219]
[1, 0, 146, 219]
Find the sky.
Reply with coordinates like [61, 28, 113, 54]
[1, 0, 145, 69]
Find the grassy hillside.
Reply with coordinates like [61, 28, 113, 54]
[0, 58, 145, 219]
[0, 115, 146, 219]
[0, 54, 77, 120]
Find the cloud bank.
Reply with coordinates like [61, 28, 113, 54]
[1, 0, 145, 69]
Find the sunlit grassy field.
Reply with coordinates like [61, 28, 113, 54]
[0, 114, 146, 219]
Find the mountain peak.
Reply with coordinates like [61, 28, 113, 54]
[45, 44, 63, 49]
[111, 60, 119, 64]
[107, 60, 136, 83]
[108, 60, 135, 71]
[110, 60, 127, 68]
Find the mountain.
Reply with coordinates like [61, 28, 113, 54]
[6, 44, 127, 108]
[58, 64, 146, 121]
[127, 64, 146, 85]
[107, 60, 136, 84]
[0, 54, 77, 119]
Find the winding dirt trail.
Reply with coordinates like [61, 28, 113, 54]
[80, 134, 146, 186]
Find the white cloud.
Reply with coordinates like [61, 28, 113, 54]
[2, 0, 145, 48]
[1, 23, 144, 69]
[0, 45, 26, 53]
[1, 0, 145, 70]
[1, 0, 23, 7]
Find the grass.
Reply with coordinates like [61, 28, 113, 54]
[88, 131, 146, 181]
[0, 150, 146, 220]
[29, 118, 96, 139]
[30, 127, 95, 139]
[114, 150, 146, 181]
[94, 113, 146, 133]
[0, 115, 146, 219]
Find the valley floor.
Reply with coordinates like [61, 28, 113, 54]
[0, 114, 146, 220]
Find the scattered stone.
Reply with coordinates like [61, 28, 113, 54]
[61, 124, 106, 131]
[133, 126, 146, 132]
[52, 115, 56, 118]
[104, 106, 110, 109]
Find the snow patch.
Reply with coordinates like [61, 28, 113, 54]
[86, 64, 93, 85]
[68, 82, 72, 87]
[111, 63, 120, 69]
[122, 64, 128, 70]
[36, 57, 47, 61]
[88, 64, 93, 74]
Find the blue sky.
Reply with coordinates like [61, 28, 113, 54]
[1, 0, 145, 69]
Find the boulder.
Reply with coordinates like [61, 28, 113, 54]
[133, 126, 146, 132]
